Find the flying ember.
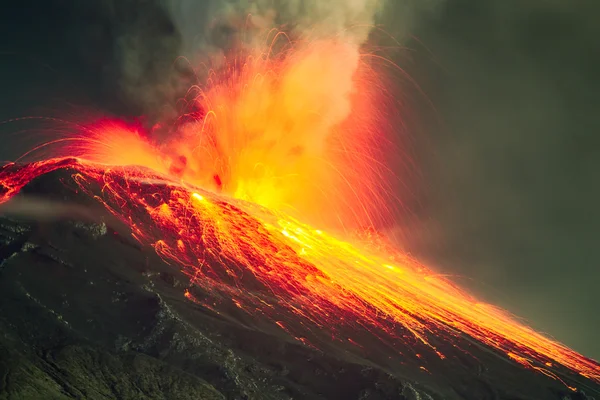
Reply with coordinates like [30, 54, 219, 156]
[0, 36, 598, 393]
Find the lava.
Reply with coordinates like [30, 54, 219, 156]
[1, 35, 598, 392]
[1, 157, 598, 390]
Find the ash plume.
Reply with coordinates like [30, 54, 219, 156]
[164, 0, 387, 58]
[112, 0, 438, 230]
[154, 0, 391, 133]
[110, 0, 446, 122]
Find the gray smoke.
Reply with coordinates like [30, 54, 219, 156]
[111, 0, 446, 117]
[164, 0, 387, 59]
[0, 197, 101, 223]
[162, 0, 449, 57]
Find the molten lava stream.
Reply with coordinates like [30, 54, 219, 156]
[0, 157, 598, 392]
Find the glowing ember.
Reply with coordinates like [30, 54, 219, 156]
[167, 40, 393, 229]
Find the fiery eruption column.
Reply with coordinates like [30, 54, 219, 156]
[161, 39, 393, 230]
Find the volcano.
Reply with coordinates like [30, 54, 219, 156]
[0, 158, 598, 400]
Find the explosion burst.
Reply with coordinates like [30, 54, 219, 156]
[160, 39, 397, 229]
[40, 37, 397, 232]
[1, 20, 598, 397]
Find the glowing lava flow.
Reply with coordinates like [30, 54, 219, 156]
[0, 157, 598, 390]
[1, 35, 598, 392]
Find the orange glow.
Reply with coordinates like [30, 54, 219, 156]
[58, 40, 394, 230]
[169, 40, 362, 213]
[49, 119, 167, 174]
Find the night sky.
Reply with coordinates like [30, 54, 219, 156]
[1, 0, 598, 361]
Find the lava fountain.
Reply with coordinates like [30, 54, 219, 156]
[42, 38, 398, 232]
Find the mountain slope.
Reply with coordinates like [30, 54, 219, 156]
[0, 162, 598, 400]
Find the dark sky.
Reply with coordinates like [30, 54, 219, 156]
[1, 0, 598, 360]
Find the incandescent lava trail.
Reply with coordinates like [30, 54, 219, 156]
[1, 34, 599, 395]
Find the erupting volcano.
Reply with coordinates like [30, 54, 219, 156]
[0, 18, 599, 400]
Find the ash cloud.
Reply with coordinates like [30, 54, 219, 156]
[110, 0, 446, 119]
[162, 0, 448, 61]
[164, 0, 386, 57]
[120, 0, 395, 112]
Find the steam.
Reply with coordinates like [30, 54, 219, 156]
[0, 197, 100, 223]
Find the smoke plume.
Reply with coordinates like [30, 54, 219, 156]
[106, 0, 449, 133]
[164, 0, 385, 57]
